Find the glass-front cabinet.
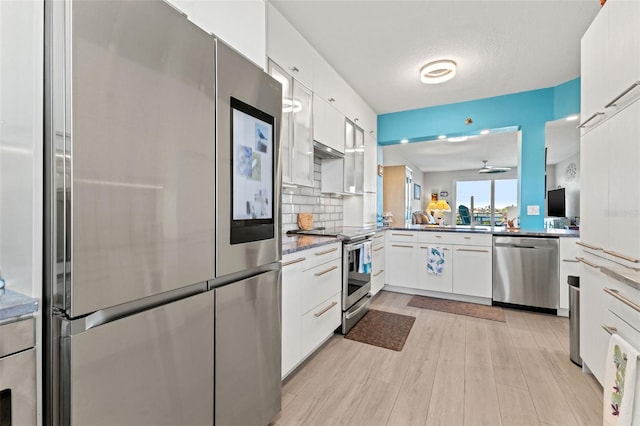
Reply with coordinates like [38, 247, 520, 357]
[267, 59, 313, 187]
[343, 119, 364, 194]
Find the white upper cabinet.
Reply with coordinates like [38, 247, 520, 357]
[169, 0, 266, 68]
[607, 0, 640, 111]
[268, 60, 314, 187]
[363, 132, 377, 193]
[580, 0, 640, 132]
[580, 4, 608, 131]
[313, 52, 352, 117]
[313, 96, 345, 153]
[266, 4, 314, 89]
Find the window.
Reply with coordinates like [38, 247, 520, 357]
[455, 178, 517, 226]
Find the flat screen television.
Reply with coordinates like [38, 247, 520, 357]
[547, 188, 566, 217]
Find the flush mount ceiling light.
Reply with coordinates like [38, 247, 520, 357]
[420, 60, 457, 84]
[400, 139, 409, 144]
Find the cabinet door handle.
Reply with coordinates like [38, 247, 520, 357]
[419, 246, 449, 251]
[456, 248, 489, 253]
[282, 257, 305, 267]
[391, 233, 412, 237]
[291, 66, 299, 73]
[576, 241, 603, 251]
[577, 112, 605, 128]
[603, 288, 640, 313]
[605, 81, 640, 108]
[315, 247, 338, 256]
[562, 259, 580, 263]
[603, 249, 640, 264]
[435, 235, 442, 238]
[314, 265, 338, 277]
[328, 97, 336, 102]
[602, 325, 618, 336]
[575, 256, 600, 269]
[392, 244, 413, 248]
[373, 246, 384, 252]
[314, 301, 338, 317]
[374, 270, 385, 277]
[464, 236, 471, 240]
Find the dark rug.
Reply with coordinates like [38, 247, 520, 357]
[345, 309, 416, 351]
[407, 295, 506, 322]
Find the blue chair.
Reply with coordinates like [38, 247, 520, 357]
[458, 205, 471, 225]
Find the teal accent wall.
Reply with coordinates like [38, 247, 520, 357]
[377, 78, 580, 229]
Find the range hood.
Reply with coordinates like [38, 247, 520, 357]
[313, 140, 344, 159]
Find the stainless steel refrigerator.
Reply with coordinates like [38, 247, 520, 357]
[43, 1, 282, 425]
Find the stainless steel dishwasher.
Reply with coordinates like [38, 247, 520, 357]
[493, 236, 559, 311]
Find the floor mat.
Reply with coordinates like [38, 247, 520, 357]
[407, 295, 506, 322]
[344, 309, 416, 351]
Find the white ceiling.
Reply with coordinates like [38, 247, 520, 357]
[270, 0, 600, 114]
[384, 131, 520, 172]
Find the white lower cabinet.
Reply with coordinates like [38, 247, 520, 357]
[452, 245, 493, 298]
[281, 242, 342, 379]
[301, 292, 341, 356]
[281, 253, 304, 379]
[417, 244, 453, 293]
[580, 257, 615, 385]
[371, 232, 386, 295]
[387, 242, 418, 288]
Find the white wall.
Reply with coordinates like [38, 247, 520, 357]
[549, 152, 580, 221]
[382, 146, 424, 212]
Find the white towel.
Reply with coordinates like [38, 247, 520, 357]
[603, 333, 640, 426]
[358, 241, 372, 274]
[427, 247, 445, 276]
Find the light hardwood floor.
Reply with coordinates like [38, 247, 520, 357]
[272, 291, 603, 426]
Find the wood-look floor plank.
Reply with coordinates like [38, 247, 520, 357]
[508, 312, 580, 426]
[425, 314, 466, 426]
[495, 383, 541, 426]
[346, 378, 401, 426]
[463, 318, 502, 426]
[386, 310, 447, 426]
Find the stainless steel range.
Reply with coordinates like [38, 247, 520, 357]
[288, 226, 375, 333]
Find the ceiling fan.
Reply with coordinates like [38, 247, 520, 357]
[478, 160, 511, 174]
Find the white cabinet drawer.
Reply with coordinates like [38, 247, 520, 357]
[302, 242, 342, 271]
[603, 309, 640, 354]
[301, 258, 342, 315]
[604, 281, 640, 332]
[388, 231, 417, 243]
[417, 232, 453, 244]
[301, 292, 341, 357]
[448, 233, 492, 246]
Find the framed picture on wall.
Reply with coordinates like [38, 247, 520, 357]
[413, 183, 421, 200]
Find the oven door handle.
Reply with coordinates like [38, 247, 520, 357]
[344, 241, 366, 251]
[345, 294, 371, 320]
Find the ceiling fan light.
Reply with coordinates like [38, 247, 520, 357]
[420, 60, 457, 84]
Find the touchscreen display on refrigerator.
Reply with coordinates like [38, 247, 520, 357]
[230, 97, 275, 244]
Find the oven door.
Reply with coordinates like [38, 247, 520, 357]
[343, 240, 372, 309]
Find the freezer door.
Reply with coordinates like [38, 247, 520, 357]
[216, 41, 282, 278]
[56, 1, 216, 317]
[64, 291, 214, 426]
[215, 269, 282, 426]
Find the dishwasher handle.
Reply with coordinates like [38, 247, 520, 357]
[494, 243, 554, 249]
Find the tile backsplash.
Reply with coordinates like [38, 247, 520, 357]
[281, 157, 343, 233]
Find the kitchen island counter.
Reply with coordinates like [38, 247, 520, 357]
[383, 224, 579, 238]
[0, 289, 38, 322]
